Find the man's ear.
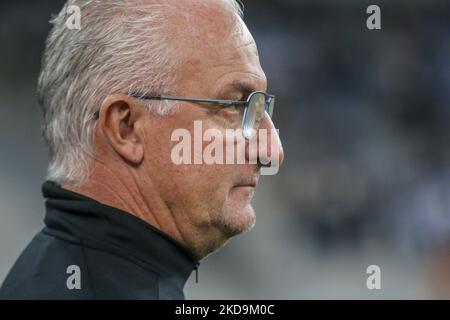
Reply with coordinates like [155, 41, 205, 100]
[98, 94, 145, 165]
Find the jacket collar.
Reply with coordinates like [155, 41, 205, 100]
[42, 180, 198, 285]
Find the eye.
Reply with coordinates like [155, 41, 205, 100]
[226, 104, 241, 113]
[217, 103, 244, 121]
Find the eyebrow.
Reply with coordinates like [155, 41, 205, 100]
[220, 79, 265, 98]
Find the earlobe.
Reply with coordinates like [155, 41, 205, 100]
[99, 94, 145, 165]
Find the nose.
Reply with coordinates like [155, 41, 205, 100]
[246, 113, 284, 170]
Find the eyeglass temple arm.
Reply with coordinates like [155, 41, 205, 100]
[131, 94, 247, 107]
[92, 93, 274, 119]
[92, 95, 247, 120]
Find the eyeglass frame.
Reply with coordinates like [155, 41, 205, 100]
[92, 91, 275, 139]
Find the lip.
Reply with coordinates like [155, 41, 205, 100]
[234, 175, 259, 188]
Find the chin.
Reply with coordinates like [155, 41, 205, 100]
[200, 201, 256, 259]
[218, 202, 257, 237]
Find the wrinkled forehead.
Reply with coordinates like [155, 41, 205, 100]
[163, 1, 264, 93]
[168, 0, 259, 66]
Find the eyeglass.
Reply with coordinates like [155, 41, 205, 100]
[93, 91, 275, 140]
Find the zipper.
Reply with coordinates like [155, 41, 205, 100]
[194, 262, 200, 283]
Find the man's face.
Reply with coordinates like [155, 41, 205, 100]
[138, 2, 284, 253]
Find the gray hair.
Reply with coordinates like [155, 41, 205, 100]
[38, 0, 244, 185]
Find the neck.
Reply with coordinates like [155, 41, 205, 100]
[63, 161, 191, 255]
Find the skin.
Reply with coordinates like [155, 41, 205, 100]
[65, 0, 284, 260]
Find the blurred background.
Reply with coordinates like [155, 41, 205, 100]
[0, 0, 449, 299]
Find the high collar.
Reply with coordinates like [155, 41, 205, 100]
[42, 180, 199, 285]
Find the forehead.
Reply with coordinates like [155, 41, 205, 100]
[169, 1, 266, 94]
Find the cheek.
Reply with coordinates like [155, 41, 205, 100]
[168, 164, 234, 204]
[140, 114, 244, 215]
[144, 149, 236, 214]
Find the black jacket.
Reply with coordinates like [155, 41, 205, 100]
[0, 181, 199, 300]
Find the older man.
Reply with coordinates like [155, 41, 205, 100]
[0, 0, 283, 299]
